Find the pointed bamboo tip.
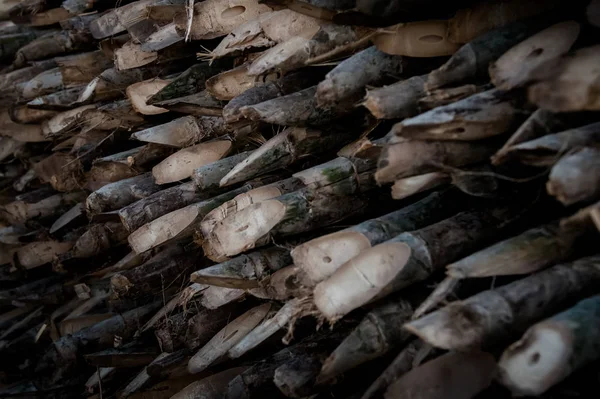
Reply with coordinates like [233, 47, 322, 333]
[404, 303, 476, 350]
[291, 231, 371, 285]
[190, 263, 259, 289]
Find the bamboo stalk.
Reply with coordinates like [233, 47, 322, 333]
[68, 222, 129, 259]
[497, 294, 600, 396]
[375, 137, 500, 184]
[314, 205, 526, 321]
[191, 246, 291, 288]
[384, 351, 496, 399]
[547, 147, 600, 206]
[291, 189, 462, 287]
[220, 126, 358, 186]
[494, 122, 600, 167]
[390, 172, 451, 200]
[132, 116, 231, 147]
[223, 70, 321, 124]
[391, 89, 529, 141]
[361, 340, 429, 399]
[318, 299, 414, 382]
[203, 174, 374, 262]
[85, 173, 160, 214]
[363, 75, 426, 120]
[426, 18, 550, 90]
[405, 255, 600, 351]
[127, 181, 268, 253]
[174, 0, 272, 40]
[228, 298, 301, 358]
[489, 21, 580, 90]
[188, 303, 271, 374]
[152, 139, 232, 184]
[13, 240, 74, 269]
[528, 45, 600, 112]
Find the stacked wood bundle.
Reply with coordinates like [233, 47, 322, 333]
[0, 0, 600, 397]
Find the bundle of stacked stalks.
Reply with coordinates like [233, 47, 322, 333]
[0, 0, 600, 397]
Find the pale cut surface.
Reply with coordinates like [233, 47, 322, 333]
[114, 42, 157, 71]
[498, 323, 571, 396]
[126, 79, 170, 115]
[291, 230, 372, 285]
[128, 204, 199, 253]
[188, 303, 271, 374]
[200, 286, 245, 309]
[490, 21, 580, 90]
[206, 199, 286, 257]
[132, 117, 200, 147]
[229, 299, 300, 358]
[373, 20, 459, 57]
[200, 185, 284, 239]
[314, 242, 412, 321]
[152, 140, 232, 184]
[391, 172, 449, 200]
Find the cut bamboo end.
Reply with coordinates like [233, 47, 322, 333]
[228, 298, 301, 359]
[403, 304, 475, 350]
[497, 322, 571, 396]
[128, 204, 198, 254]
[126, 79, 170, 115]
[291, 230, 372, 287]
[373, 20, 459, 58]
[391, 172, 450, 200]
[489, 21, 580, 91]
[204, 199, 285, 261]
[313, 241, 411, 321]
[152, 140, 232, 184]
[188, 302, 271, 374]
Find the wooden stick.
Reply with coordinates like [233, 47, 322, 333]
[316, 46, 411, 107]
[448, 221, 582, 278]
[14, 30, 94, 68]
[384, 351, 496, 399]
[228, 299, 301, 358]
[201, 286, 245, 309]
[426, 19, 549, 90]
[497, 294, 600, 396]
[247, 24, 364, 76]
[489, 21, 580, 90]
[226, 330, 346, 398]
[375, 137, 499, 184]
[496, 121, 600, 167]
[132, 116, 231, 147]
[392, 89, 529, 141]
[191, 246, 291, 288]
[152, 139, 232, 184]
[220, 126, 358, 186]
[174, 0, 272, 40]
[13, 241, 74, 270]
[2, 191, 85, 224]
[203, 174, 374, 262]
[240, 85, 349, 126]
[361, 339, 429, 399]
[314, 205, 526, 321]
[418, 84, 484, 111]
[127, 181, 267, 253]
[192, 151, 253, 191]
[148, 62, 230, 105]
[111, 247, 202, 300]
[86, 173, 160, 214]
[140, 22, 182, 52]
[547, 147, 600, 206]
[372, 21, 459, 57]
[318, 299, 414, 382]
[528, 45, 600, 112]
[69, 222, 129, 259]
[391, 172, 451, 200]
[363, 75, 426, 119]
[223, 70, 320, 124]
[188, 303, 271, 374]
[211, 9, 322, 59]
[153, 90, 225, 116]
[404, 255, 600, 351]
[291, 189, 462, 287]
[126, 78, 170, 115]
[492, 109, 585, 165]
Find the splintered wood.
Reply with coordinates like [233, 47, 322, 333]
[0, 0, 599, 398]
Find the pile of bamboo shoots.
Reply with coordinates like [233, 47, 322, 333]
[0, 0, 600, 397]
